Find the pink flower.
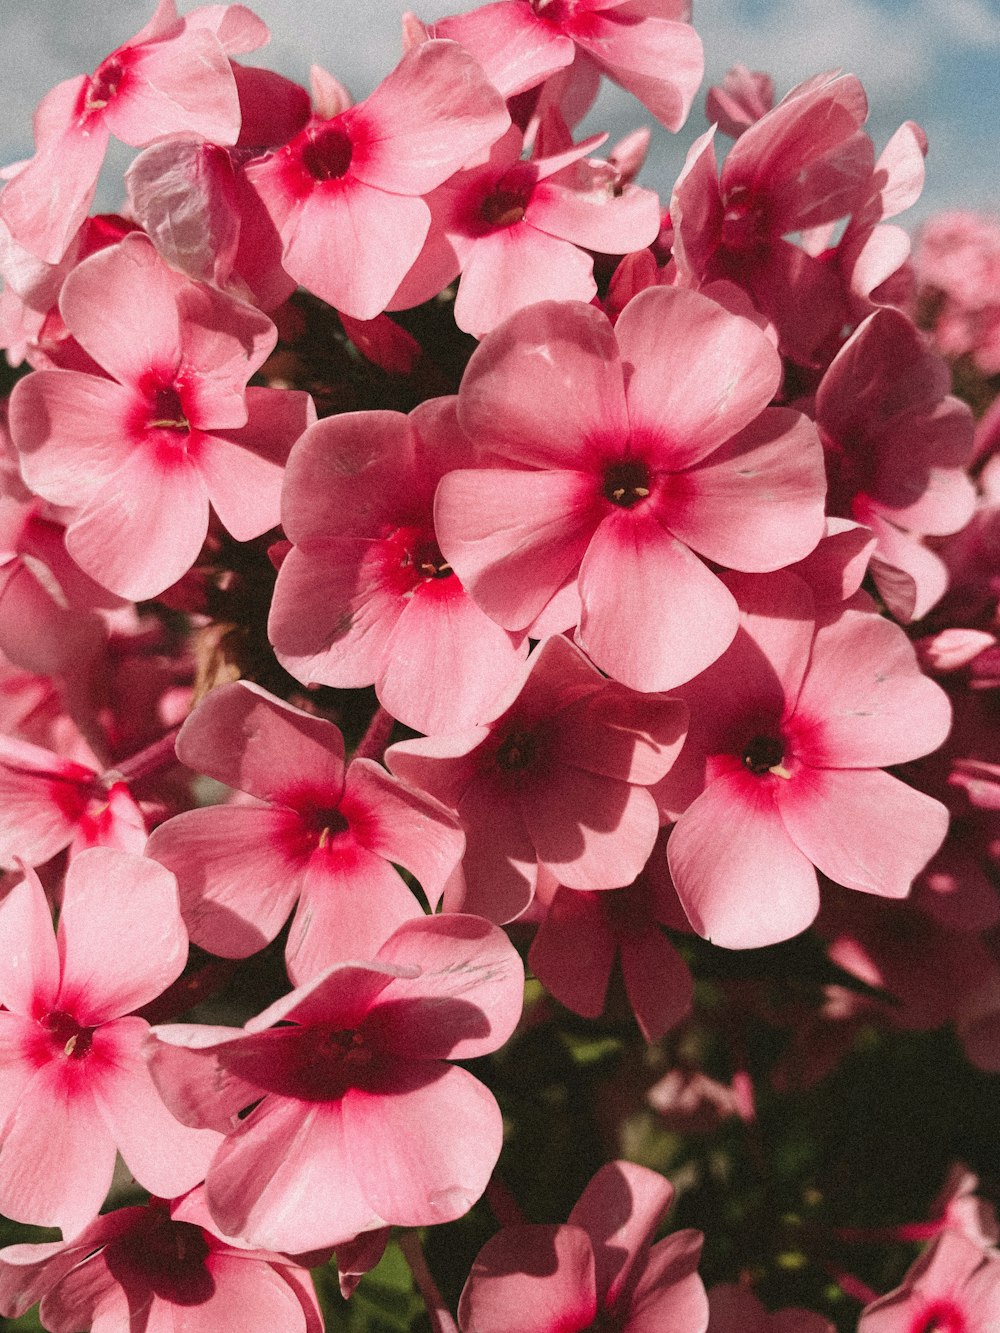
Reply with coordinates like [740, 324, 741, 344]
[816, 306, 977, 621]
[0, 1, 262, 265]
[431, 0, 703, 132]
[389, 125, 660, 336]
[707, 1283, 834, 1332]
[528, 833, 694, 1041]
[436, 288, 827, 691]
[146, 680, 465, 982]
[9, 234, 314, 600]
[705, 66, 775, 139]
[859, 1231, 1000, 1333]
[0, 1191, 324, 1333]
[458, 1160, 708, 1331]
[655, 571, 952, 948]
[268, 398, 528, 735]
[0, 850, 221, 1237]
[244, 40, 510, 320]
[145, 914, 524, 1253]
[386, 633, 688, 923]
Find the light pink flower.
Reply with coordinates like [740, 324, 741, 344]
[145, 914, 524, 1253]
[268, 398, 528, 735]
[9, 234, 314, 600]
[389, 125, 660, 336]
[244, 40, 510, 320]
[0, 1191, 323, 1333]
[436, 288, 827, 691]
[146, 680, 464, 982]
[458, 1160, 708, 1331]
[859, 1231, 1000, 1333]
[431, 0, 703, 132]
[655, 571, 952, 948]
[0, 0, 262, 264]
[0, 850, 221, 1237]
[816, 306, 976, 621]
[387, 633, 688, 923]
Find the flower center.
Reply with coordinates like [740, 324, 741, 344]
[911, 1302, 968, 1333]
[480, 185, 531, 229]
[720, 185, 769, 253]
[84, 56, 124, 112]
[147, 384, 189, 431]
[495, 729, 538, 773]
[43, 1010, 94, 1059]
[742, 734, 787, 776]
[602, 458, 651, 508]
[403, 536, 452, 581]
[302, 124, 354, 181]
[108, 1209, 213, 1306]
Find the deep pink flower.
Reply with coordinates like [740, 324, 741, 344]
[9, 234, 314, 600]
[655, 571, 952, 948]
[528, 833, 694, 1041]
[387, 633, 688, 923]
[145, 914, 524, 1253]
[859, 1231, 1000, 1333]
[816, 307, 977, 621]
[671, 72, 874, 363]
[0, 850, 221, 1237]
[0, 1191, 323, 1333]
[268, 398, 528, 735]
[431, 0, 703, 132]
[0, 0, 263, 265]
[705, 66, 775, 139]
[436, 288, 827, 691]
[146, 680, 465, 982]
[244, 41, 510, 320]
[389, 125, 660, 336]
[458, 1160, 708, 1331]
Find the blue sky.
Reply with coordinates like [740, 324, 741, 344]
[1, 0, 998, 227]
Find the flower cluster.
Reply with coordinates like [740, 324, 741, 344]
[0, 1, 998, 1330]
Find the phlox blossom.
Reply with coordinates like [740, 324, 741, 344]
[655, 570, 953, 948]
[458, 1159, 709, 1331]
[145, 914, 524, 1253]
[0, 1190, 324, 1333]
[146, 680, 465, 982]
[9, 234, 314, 600]
[859, 1231, 1000, 1333]
[0, 849, 220, 1237]
[436, 288, 827, 692]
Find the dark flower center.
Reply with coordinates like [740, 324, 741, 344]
[404, 536, 452, 581]
[602, 458, 651, 508]
[43, 1010, 94, 1059]
[302, 125, 354, 181]
[147, 384, 189, 431]
[109, 1211, 213, 1306]
[84, 57, 124, 111]
[742, 734, 785, 775]
[495, 729, 538, 773]
[481, 185, 531, 229]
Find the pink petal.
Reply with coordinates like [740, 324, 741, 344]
[523, 769, 661, 891]
[434, 4, 574, 98]
[343, 1060, 501, 1227]
[351, 41, 510, 196]
[569, 1160, 673, 1309]
[793, 608, 952, 768]
[0, 1059, 116, 1237]
[10, 370, 136, 506]
[0, 742, 85, 868]
[619, 928, 694, 1043]
[457, 300, 628, 469]
[455, 225, 598, 339]
[553, 680, 688, 785]
[436, 467, 599, 631]
[89, 1016, 221, 1198]
[364, 914, 524, 1061]
[458, 1223, 598, 1333]
[248, 960, 406, 1033]
[208, 1097, 382, 1251]
[577, 506, 739, 691]
[0, 868, 59, 1016]
[453, 776, 538, 923]
[777, 767, 949, 898]
[145, 1024, 283, 1134]
[284, 182, 429, 321]
[65, 445, 209, 601]
[527, 176, 661, 255]
[663, 408, 826, 570]
[616, 286, 781, 469]
[865, 518, 949, 623]
[56, 846, 187, 1024]
[102, 29, 240, 147]
[58, 234, 183, 387]
[285, 845, 423, 985]
[175, 679, 345, 803]
[667, 773, 820, 948]
[529, 888, 615, 1019]
[625, 1228, 709, 1329]
[723, 569, 817, 713]
[379, 576, 528, 734]
[145, 805, 306, 958]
